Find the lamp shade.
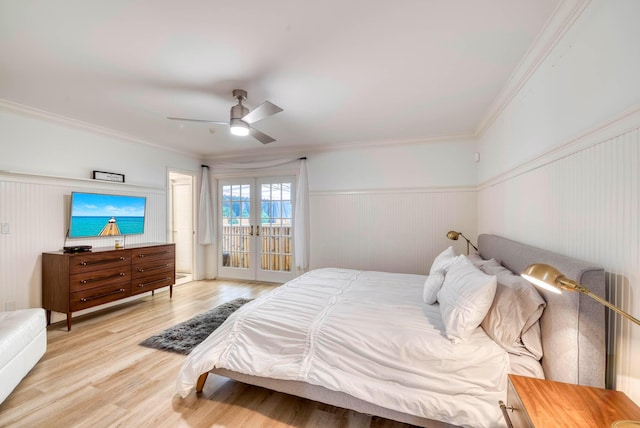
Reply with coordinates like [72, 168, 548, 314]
[446, 231, 460, 240]
[521, 264, 564, 294]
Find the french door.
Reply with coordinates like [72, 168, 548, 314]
[217, 176, 296, 283]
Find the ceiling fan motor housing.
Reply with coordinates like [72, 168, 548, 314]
[231, 103, 249, 120]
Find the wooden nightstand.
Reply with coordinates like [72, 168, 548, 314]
[501, 374, 640, 427]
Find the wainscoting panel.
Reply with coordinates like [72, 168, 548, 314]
[478, 126, 640, 401]
[0, 172, 167, 318]
[310, 188, 477, 275]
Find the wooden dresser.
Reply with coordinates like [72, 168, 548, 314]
[42, 243, 175, 330]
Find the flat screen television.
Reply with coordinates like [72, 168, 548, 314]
[68, 192, 146, 238]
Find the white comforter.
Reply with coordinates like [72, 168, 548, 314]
[177, 268, 509, 427]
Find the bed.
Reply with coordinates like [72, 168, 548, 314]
[176, 234, 606, 427]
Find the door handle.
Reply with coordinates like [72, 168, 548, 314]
[249, 225, 254, 236]
[256, 225, 260, 236]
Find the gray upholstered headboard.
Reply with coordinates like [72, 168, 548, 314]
[477, 234, 606, 388]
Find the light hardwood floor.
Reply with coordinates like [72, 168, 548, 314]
[0, 280, 416, 428]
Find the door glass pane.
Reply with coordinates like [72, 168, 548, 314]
[260, 181, 292, 272]
[222, 184, 251, 269]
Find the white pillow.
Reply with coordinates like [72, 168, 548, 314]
[429, 246, 456, 274]
[423, 268, 446, 304]
[437, 255, 497, 343]
[422, 247, 458, 304]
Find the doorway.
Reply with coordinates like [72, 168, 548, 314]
[217, 176, 296, 283]
[169, 170, 196, 284]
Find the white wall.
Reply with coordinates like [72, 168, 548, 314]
[479, 0, 640, 183]
[0, 108, 200, 186]
[477, 0, 640, 401]
[307, 140, 478, 274]
[0, 107, 203, 321]
[308, 139, 478, 191]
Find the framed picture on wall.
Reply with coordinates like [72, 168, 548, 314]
[93, 170, 125, 183]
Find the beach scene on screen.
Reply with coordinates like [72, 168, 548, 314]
[70, 193, 145, 237]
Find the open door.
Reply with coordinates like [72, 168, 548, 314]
[169, 170, 195, 284]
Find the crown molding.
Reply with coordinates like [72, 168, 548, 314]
[475, 0, 591, 137]
[0, 98, 200, 160]
[302, 133, 475, 153]
[203, 133, 475, 163]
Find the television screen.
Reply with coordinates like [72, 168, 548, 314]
[68, 192, 146, 238]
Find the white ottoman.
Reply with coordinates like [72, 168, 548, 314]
[0, 308, 47, 404]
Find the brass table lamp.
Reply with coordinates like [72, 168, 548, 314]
[446, 230, 478, 255]
[521, 263, 640, 326]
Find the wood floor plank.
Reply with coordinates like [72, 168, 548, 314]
[0, 279, 417, 428]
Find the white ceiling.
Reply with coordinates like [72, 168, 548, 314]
[0, 0, 562, 159]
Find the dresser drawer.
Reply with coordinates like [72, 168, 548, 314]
[131, 261, 174, 281]
[131, 245, 174, 265]
[70, 266, 129, 292]
[69, 251, 130, 274]
[70, 282, 130, 311]
[504, 378, 534, 427]
[131, 271, 175, 295]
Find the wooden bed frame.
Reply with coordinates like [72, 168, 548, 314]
[195, 234, 606, 427]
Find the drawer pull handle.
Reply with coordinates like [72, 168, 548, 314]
[138, 277, 172, 288]
[138, 250, 171, 258]
[499, 401, 515, 428]
[80, 256, 126, 266]
[80, 288, 126, 302]
[138, 264, 171, 273]
[80, 272, 126, 284]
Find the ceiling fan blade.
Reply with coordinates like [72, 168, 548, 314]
[250, 127, 276, 144]
[242, 101, 283, 124]
[166, 116, 228, 125]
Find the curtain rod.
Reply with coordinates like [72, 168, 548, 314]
[202, 158, 305, 167]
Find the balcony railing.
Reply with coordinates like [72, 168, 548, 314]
[222, 225, 292, 271]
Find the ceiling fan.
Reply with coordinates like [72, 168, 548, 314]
[167, 89, 283, 144]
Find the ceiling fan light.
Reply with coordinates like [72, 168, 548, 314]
[230, 119, 250, 136]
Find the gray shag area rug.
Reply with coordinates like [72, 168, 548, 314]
[139, 297, 252, 355]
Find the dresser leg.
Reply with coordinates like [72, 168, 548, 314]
[46, 310, 51, 325]
[170, 285, 173, 299]
[66, 313, 72, 331]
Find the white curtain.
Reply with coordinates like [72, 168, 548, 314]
[294, 159, 309, 270]
[205, 157, 309, 270]
[197, 166, 213, 245]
